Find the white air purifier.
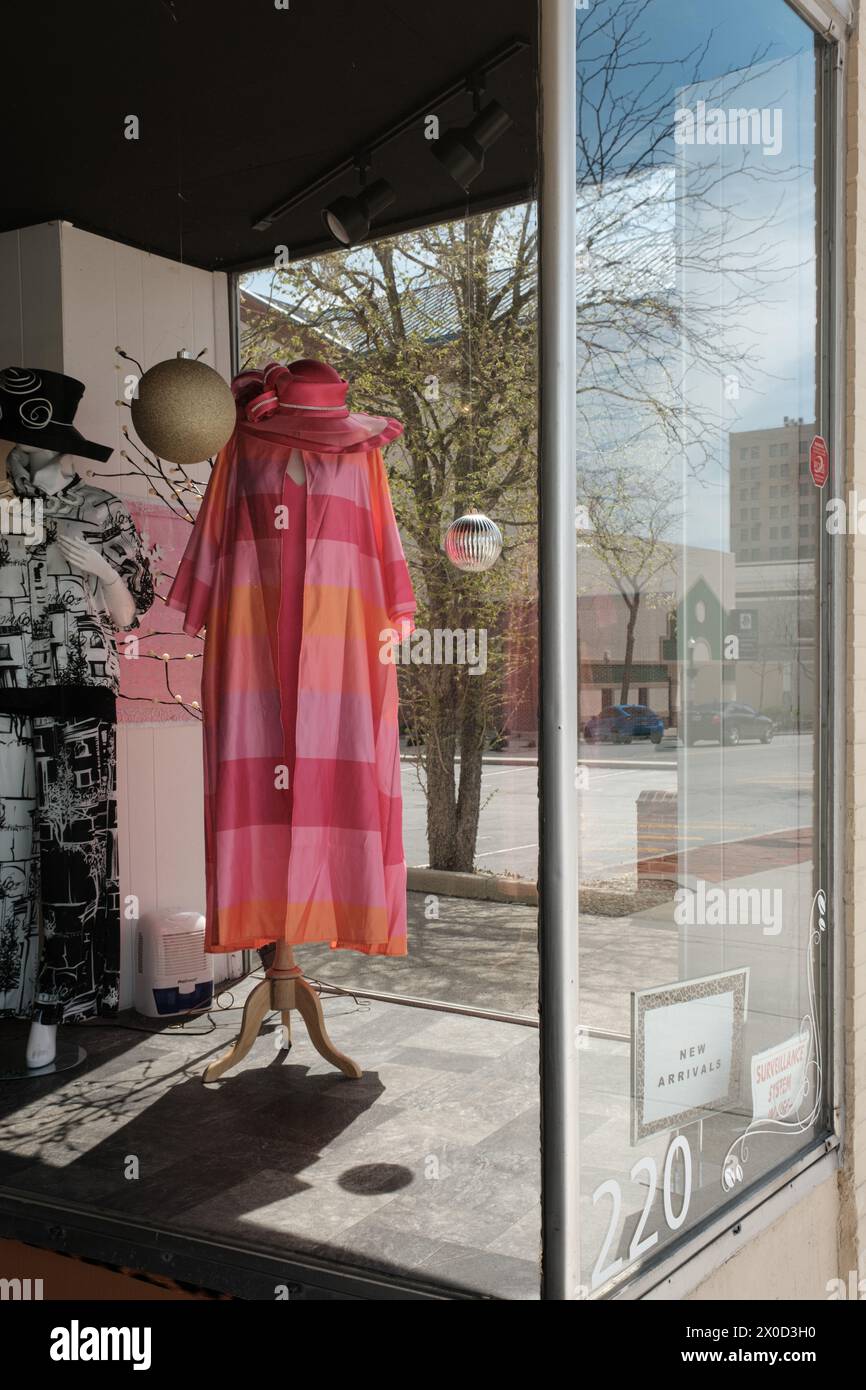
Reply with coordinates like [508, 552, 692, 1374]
[134, 910, 213, 1018]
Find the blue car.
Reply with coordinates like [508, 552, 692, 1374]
[583, 703, 665, 745]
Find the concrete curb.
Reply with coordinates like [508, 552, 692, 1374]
[400, 753, 538, 767]
[407, 866, 538, 906]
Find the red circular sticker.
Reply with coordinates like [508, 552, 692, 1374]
[809, 435, 829, 488]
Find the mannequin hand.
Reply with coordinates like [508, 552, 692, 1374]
[58, 532, 137, 627]
[56, 533, 119, 585]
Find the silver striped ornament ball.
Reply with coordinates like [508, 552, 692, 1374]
[444, 511, 503, 572]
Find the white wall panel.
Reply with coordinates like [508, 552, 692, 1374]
[52, 226, 233, 1005]
[59, 223, 120, 471]
[0, 223, 235, 1009]
[0, 223, 63, 370]
[60, 223, 230, 503]
[116, 721, 240, 1008]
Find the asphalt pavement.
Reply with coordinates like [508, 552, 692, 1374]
[401, 733, 813, 882]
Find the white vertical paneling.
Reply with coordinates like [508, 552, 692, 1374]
[0, 224, 63, 370]
[153, 722, 205, 909]
[140, 251, 195, 373]
[116, 721, 229, 1007]
[59, 223, 230, 502]
[113, 240, 148, 470]
[191, 266, 215, 364]
[59, 223, 122, 468]
[20, 223, 64, 369]
[54, 225, 232, 1006]
[0, 229, 23, 364]
[0, 223, 234, 1008]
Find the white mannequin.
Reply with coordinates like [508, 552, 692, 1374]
[5, 446, 135, 1069]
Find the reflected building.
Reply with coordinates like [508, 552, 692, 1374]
[729, 420, 819, 722]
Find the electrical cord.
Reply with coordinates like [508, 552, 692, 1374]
[77, 966, 370, 1040]
[77, 972, 262, 1038]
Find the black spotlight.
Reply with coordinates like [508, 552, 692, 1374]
[431, 100, 513, 191]
[322, 178, 395, 247]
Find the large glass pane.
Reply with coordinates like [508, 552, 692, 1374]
[238, 212, 539, 1022]
[575, 0, 830, 1294]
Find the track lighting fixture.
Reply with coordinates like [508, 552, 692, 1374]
[251, 41, 527, 242]
[431, 92, 513, 191]
[322, 159, 395, 247]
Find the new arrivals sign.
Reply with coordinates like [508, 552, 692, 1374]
[631, 968, 749, 1142]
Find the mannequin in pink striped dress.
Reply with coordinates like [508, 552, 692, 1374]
[167, 360, 415, 959]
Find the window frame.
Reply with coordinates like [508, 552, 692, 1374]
[538, 0, 847, 1301]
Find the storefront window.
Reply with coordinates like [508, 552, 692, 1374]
[1, 0, 544, 1293]
[237, 214, 539, 1023]
[575, 0, 832, 1293]
[0, 201, 543, 1303]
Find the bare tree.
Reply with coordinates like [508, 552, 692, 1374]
[579, 463, 679, 704]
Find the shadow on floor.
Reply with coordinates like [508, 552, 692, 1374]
[0, 997, 540, 1299]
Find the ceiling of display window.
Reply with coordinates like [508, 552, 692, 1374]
[4, 0, 537, 272]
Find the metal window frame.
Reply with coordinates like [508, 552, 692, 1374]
[538, 0, 580, 1302]
[227, 270, 241, 375]
[537, 0, 846, 1300]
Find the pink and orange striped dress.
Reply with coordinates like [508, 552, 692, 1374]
[166, 422, 416, 956]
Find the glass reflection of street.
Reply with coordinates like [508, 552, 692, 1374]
[402, 735, 810, 882]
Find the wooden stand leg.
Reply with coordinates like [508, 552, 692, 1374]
[202, 977, 273, 1083]
[201, 941, 362, 1082]
[294, 977, 363, 1079]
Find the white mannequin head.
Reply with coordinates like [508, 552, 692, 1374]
[7, 443, 72, 476]
[5, 443, 76, 495]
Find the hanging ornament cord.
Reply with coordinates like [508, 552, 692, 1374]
[173, 0, 184, 269]
[465, 78, 485, 516]
[466, 203, 474, 506]
[368, 239, 375, 354]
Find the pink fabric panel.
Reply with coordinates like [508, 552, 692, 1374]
[211, 690, 284, 759]
[211, 630, 279, 691]
[298, 633, 374, 694]
[288, 826, 387, 909]
[383, 862, 410, 946]
[213, 824, 293, 906]
[212, 757, 293, 829]
[290, 757, 384, 829]
[295, 689, 377, 762]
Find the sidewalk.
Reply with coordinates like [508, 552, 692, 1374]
[299, 892, 539, 1018]
[298, 889, 678, 1036]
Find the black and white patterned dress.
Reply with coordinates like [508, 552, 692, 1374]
[0, 457, 154, 1023]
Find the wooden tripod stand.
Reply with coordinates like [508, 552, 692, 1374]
[202, 941, 362, 1083]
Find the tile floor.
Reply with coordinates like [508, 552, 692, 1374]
[0, 984, 541, 1300]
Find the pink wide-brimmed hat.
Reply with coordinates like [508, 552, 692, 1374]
[232, 359, 403, 454]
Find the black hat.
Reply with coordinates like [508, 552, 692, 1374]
[0, 367, 113, 463]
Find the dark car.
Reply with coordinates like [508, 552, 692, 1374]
[583, 703, 665, 745]
[684, 701, 775, 747]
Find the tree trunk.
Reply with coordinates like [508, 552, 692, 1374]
[620, 591, 640, 703]
[424, 661, 488, 873]
[425, 664, 459, 868]
[454, 671, 486, 873]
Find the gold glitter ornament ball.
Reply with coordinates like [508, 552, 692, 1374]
[131, 354, 236, 465]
